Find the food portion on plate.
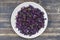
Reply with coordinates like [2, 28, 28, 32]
[11, 2, 48, 38]
[16, 5, 46, 36]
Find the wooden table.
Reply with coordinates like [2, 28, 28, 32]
[0, 0, 60, 40]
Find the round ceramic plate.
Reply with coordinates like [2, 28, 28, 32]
[11, 2, 48, 39]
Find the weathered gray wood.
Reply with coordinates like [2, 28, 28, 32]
[0, 0, 60, 13]
[0, 3, 60, 13]
[45, 28, 60, 33]
[0, 4, 16, 13]
[39, 0, 60, 13]
[0, 13, 60, 20]
[0, 0, 38, 3]
[0, 13, 60, 28]
[33, 36, 60, 40]
[0, 21, 60, 28]
[0, 0, 60, 40]
[0, 28, 60, 36]
[0, 0, 24, 3]
[0, 33, 60, 40]
[0, 36, 60, 40]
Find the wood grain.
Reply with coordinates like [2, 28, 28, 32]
[0, 13, 60, 28]
[0, 28, 60, 36]
[0, 0, 60, 40]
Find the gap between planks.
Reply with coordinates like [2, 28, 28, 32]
[0, 28, 60, 36]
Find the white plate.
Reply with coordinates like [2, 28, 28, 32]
[11, 2, 48, 39]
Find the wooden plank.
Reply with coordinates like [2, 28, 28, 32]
[0, 3, 59, 13]
[0, 28, 14, 34]
[0, 0, 60, 14]
[0, 0, 37, 3]
[0, 22, 11, 28]
[0, 36, 59, 40]
[0, 19, 9, 22]
[0, 13, 60, 22]
[0, 33, 60, 37]
[0, 0, 24, 3]
[0, 13, 60, 21]
[47, 22, 60, 28]
[33, 36, 59, 40]
[48, 14, 60, 21]
[0, 20, 60, 28]
[0, 13, 60, 16]
[0, 28, 60, 36]
[0, 6, 15, 13]
[0, 13, 60, 28]
[39, 0, 60, 13]
[45, 28, 60, 33]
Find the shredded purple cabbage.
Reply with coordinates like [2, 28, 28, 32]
[16, 5, 45, 36]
